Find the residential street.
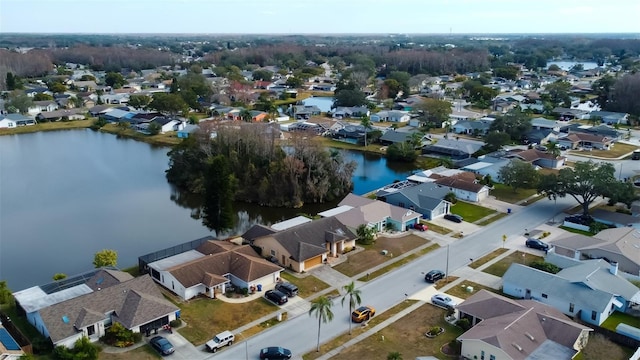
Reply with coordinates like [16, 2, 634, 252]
[207, 195, 579, 360]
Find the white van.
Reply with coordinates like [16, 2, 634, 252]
[205, 330, 234, 352]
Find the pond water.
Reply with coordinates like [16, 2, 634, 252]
[301, 96, 335, 112]
[546, 60, 599, 71]
[0, 130, 415, 290]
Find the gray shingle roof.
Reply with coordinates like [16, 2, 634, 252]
[255, 217, 356, 262]
[39, 275, 177, 343]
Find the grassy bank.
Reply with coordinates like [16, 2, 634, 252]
[0, 120, 94, 135]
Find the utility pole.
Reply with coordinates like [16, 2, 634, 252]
[445, 244, 450, 281]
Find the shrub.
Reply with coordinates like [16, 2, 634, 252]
[241, 287, 249, 296]
[444, 192, 457, 204]
[169, 319, 182, 328]
[101, 322, 138, 347]
[530, 260, 561, 274]
[428, 326, 442, 336]
[456, 318, 471, 331]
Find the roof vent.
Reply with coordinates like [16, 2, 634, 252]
[62, 315, 70, 324]
[525, 332, 535, 341]
[512, 343, 523, 352]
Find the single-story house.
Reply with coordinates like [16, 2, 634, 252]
[0, 113, 37, 128]
[318, 193, 423, 232]
[589, 111, 629, 125]
[530, 117, 562, 131]
[27, 101, 58, 116]
[376, 182, 451, 220]
[422, 138, 483, 159]
[432, 172, 491, 202]
[13, 269, 178, 349]
[452, 119, 492, 136]
[502, 260, 640, 326]
[370, 110, 410, 123]
[24, 87, 52, 98]
[145, 240, 283, 300]
[556, 133, 612, 150]
[177, 124, 199, 138]
[151, 118, 184, 133]
[563, 123, 622, 141]
[457, 290, 591, 360]
[552, 107, 590, 121]
[101, 108, 135, 122]
[524, 128, 556, 146]
[292, 105, 321, 120]
[332, 106, 369, 119]
[548, 227, 640, 276]
[379, 130, 419, 146]
[36, 109, 86, 122]
[504, 148, 565, 169]
[250, 110, 268, 122]
[459, 156, 512, 183]
[252, 216, 357, 272]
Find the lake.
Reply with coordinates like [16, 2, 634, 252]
[546, 60, 599, 71]
[0, 130, 414, 290]
[301, 96, 334, 112]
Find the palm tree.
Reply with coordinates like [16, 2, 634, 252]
[545, 141, 561, 158]
[387, 351, 403, 360]
[309, 296, 334, 352]
[240, 109, 252, 122]
[341, 282, 362, 335]
[360, 116, 373, 147]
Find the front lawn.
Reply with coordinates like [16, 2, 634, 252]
[449, 201, 496, 223]
[468, 248, 510, 269]
[440, 280, 499, 299]
[99, 345, 161, 360]
[490, 184, 539, 204]
[279, 272, 329, 298]
[570, 142, 638, 158]
[333, 234, 430, 277]
[329, 303, 463, 360]
[482, 251, 543, 277]
[177, 297, 279, 345]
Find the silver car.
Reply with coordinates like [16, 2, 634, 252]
[431, 294, 456, 309]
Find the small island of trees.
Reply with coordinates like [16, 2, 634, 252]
[166, 123, 356, 232]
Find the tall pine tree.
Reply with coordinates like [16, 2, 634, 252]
[202, 155, 237, 233]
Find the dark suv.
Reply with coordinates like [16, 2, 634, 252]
[265, 289, 288, 305]
[275, 282, 298, 297]
[444, 214, 463, 223]
[425, 269, 445, 283]
[525, 238, 549, 251]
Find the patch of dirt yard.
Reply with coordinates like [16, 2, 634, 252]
[99, 345, 161, 359]
[333, 234, 431, 277]
[331, 303, 463, 360]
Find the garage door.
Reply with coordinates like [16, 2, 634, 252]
[305, 255, 323, 269]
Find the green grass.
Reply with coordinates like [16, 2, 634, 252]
[559, 226, 593, 236]
[425, 222, 452, 235]
[490, 184, 539, 204]
[476, 212, 508, 226]
[482, 251, 543, 277]
[357, 244, 440, 282]
[0, 119, 94, 135]
[279, 272, 329, 298]
[600, 311, 640, 331]
[450, 201, 496, 222]
[468, 248, 510, 269]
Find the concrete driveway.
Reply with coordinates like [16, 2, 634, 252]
[429, 217, 481, 235]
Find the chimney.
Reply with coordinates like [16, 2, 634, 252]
[610, 261, 618, 275]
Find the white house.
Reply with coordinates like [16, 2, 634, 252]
[27, 101, 58, 116]
[146, 240, 283, 301]
[370, 110, 410, 123]
[502, 260, 640, 326]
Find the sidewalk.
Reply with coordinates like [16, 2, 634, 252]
[314, 247, 517, 360]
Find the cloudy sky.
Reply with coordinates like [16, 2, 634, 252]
[1, 0, 638, 34]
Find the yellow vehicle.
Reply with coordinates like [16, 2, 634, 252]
[351, 305, 376, 323]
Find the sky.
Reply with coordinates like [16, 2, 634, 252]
[1, 0, 639, 35]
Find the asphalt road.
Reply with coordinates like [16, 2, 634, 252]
[208, 195, 579, 360]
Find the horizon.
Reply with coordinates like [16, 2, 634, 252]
[2, 0, 639, 34]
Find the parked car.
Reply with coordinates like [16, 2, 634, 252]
[351, 305, 376, 323]
[275, 282, 299, 297]
[425, 269, 445, 283]
[259, 346, 292, 359]
[525, 238, 550, 251]
[265, 289, 288, 305]
[431, 294, 457, 309]
[149, 336, 175, 356]
[444, 214, 463, 223]
[205, 330, 234, 353]
[413, 223, 428, 231]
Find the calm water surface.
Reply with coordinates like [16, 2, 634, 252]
[301, 96, 334, 112]
[0, 130, 414, 290]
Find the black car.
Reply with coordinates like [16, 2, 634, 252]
[525, 238, 550, 251]
[275, 282, 299, 297]
[444, 214, 463, 223]
[149, 336, 175, 356]
[265, 289, 288, 305]
[259, 346, 292, 359]
[425, 269, 445, 283]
